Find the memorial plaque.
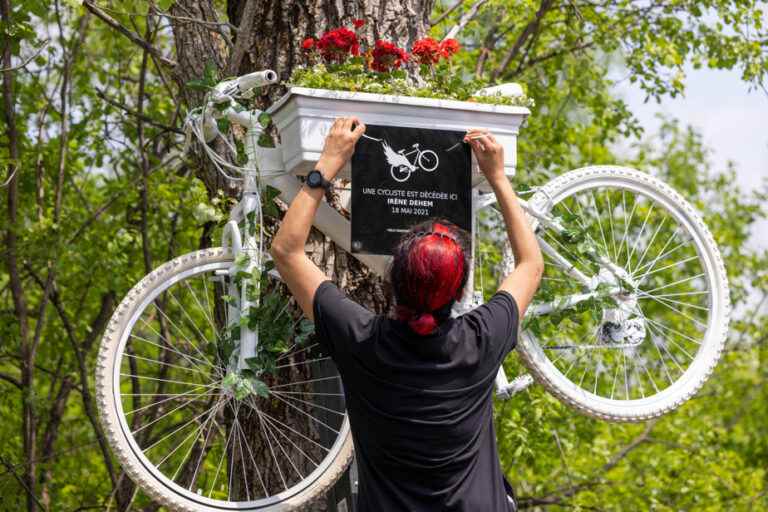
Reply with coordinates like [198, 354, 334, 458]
[351, 125, 472, 255]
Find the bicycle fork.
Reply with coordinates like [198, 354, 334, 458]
[221, 170, 263, 374]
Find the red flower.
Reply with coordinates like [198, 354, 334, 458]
[439, 38, 460, 58]
[371, 39, 409, 72]
[302, 37, 315, 50]
[317, 27, 360, 62]
[411, 37, 442, 65]
[353, 18, 365, 28]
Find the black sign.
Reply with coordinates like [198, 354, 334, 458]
[351, 125, 472, 255]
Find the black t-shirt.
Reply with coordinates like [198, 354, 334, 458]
[312, 280, 520, 512]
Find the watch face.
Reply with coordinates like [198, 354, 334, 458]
[307, 171, 321, 187]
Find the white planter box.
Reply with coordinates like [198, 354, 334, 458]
[267, 87, 530, 184]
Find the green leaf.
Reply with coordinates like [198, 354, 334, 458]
[249, 378, 270, 398]
[257, 112, 271, 128]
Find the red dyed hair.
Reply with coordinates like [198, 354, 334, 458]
[389, 219, 470, 335]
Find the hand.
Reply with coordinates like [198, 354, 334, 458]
[317, 116, 366, 179]
[464, 128, 505, 184]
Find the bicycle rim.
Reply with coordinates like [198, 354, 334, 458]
[97, 248, 353, 510]
[481, 166, 729, 421]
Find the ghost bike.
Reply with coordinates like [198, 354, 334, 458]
[95, 69, 729, 511]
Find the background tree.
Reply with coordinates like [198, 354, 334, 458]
[0, 0, 766, 510]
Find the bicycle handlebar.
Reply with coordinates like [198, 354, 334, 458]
[216, 70, 279, 98]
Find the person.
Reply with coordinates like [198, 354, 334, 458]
[269, 117, 544, 511]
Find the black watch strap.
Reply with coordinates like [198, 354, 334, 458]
[306, 169, 333, 191]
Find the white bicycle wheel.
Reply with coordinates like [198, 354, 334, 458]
[418, 150, 439, 172]
[486, 166, 729, 421]
[390, 164, 412, 182]
[96, 248, 353, 511]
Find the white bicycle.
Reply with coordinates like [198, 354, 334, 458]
[95, 69, 729, 511]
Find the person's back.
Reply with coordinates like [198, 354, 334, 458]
[269, 120, 543, 511]
[313, 280, 519, 511]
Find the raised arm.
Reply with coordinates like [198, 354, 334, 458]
[465, 129, 544, 316]
[269, 117, 366, 321]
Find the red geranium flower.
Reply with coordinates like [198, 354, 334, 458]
[317, 27, 360, 62]
[302, 37, 315, 50]
[353, 18, 365, 28]
[411, 37, 442, 65]
[439, 38, 460, 58]
[371, 39, 409, 72]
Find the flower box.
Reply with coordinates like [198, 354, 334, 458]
[267, 86, 530, 186]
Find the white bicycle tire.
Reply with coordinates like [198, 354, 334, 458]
[516, 166, 730, 422]
[418, 150, 439, 172]
[96, 247, 354, 511]
[390, 165, 412, 182]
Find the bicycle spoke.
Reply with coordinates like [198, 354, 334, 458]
[626, 203, 654, 272]
[168, 287, 217, 354]
[190, 277, 218, 337]
[259, 407, 304, 482]
[268, 392, 341, 435]
[134, 325, 217, 376]
[208, 406, 237, 498]
[275, 356, 331, 370]
[153, 301, 218, 375]
[143, 398, 222, 454]
[637, 290, 709, 312]
[633, 216, 667, 274]
[643, 316, 702, 346]
[590, 190, 611, 260]
[123, 352, 211, 378]
[646, 322, 694, 360]
[643, 273, 706, 295]
[635, 255, 700, 284]
[236, 403, 269, 497]
[243, 399, 330, 453]
[617, 191, 638, 263]
[125, 384, 211, 416]
[256, 403, 289, 491]
[633, 236, 688, 280]
[271, 390, 346, 417]
[270, 375, 341, 389]
[257, 407, 321, 468]
[606, 192, 619, 261]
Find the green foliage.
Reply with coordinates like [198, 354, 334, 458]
[288, 61, 534, 107]
[218, 253, 314, 391]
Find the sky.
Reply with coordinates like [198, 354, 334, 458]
[613, 64, 768, 250]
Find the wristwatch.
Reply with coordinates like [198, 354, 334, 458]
[305, 169, 333, 191]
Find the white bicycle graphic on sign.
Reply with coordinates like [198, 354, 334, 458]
[362, 133, 440, 182]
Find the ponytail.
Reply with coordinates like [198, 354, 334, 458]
[409, 312, 439, 336]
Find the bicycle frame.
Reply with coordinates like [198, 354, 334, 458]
[202, 70, 628, 399]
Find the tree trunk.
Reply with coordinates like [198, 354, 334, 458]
[166, 0, 435, 507]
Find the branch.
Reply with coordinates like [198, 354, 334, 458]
[521, 39, 596, 69]
[225, 0, 258, 76]
[94, 88, 184, 134]
[82, 0, 176, 68]
[26, 268, 118, 488]
[137, 14, 154, 275]
[519, 420, 658, 508]
[443, 0, 489, 40]
[491, 0, 554, 81]
[0, 371, 22, 389]
[430, 0, 465, 26]
[0, 40, 49, 72]
[0, 454, 46, 510]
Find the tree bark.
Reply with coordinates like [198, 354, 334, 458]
[165, 0, 435, 506]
